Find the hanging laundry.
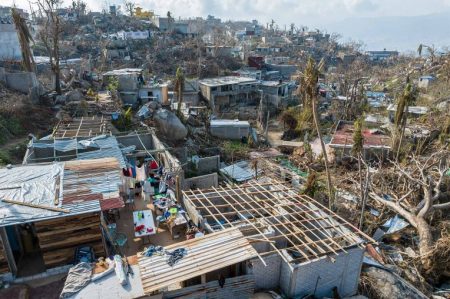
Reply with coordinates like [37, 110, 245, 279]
[136, 165, 147, 181]
[159, 181, 167, 194]
[157, 165, 164, 176]
[150, 160, 158, 170]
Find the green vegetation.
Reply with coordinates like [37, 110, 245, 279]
[0, 115, 24, 145]
[107, 76, 119, 94]
[222, 140, 249, 157]
[352, 117, 364, 156]
[112, 107, 133, 131]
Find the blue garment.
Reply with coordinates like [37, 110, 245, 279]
[129, 159, 136, 178]
[111, 112, 120, 120]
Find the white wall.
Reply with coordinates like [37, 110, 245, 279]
[0, 24, 21, 61]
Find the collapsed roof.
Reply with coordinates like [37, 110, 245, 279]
[183, 181, 372, 266]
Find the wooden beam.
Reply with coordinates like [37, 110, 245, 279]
[2, 199, 70, 213]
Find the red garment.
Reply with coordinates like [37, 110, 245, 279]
[150, 160, 158, 170]
[135, 225, 145, 232]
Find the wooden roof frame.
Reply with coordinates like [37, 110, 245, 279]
[183, 181, 374, 265]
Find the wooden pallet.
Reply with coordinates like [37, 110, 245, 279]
[35, 213, 105, 268]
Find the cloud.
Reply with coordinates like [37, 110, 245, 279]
[345, 0, 379, 12]
[8, 0, 450, 27]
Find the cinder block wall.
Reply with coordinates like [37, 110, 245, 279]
[1, 69, 38, 94]
[196, 155, 220, 174]
[288, 246, 365, 298]
[247, 253, 281, 290]
[183, 173, 218, 190]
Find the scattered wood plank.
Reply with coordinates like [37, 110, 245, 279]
[1, 199, 70, 213]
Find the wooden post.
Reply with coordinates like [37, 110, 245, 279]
[175, 175, 181, 202]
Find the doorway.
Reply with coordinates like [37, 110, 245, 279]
[7, 224, 45, 277]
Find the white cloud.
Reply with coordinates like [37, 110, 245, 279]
[8, 0, 450, 28]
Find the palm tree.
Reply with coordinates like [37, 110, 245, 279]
[394, 82, 417, 161]
[302, 57, 334, 209]
[175, 67, 185, 116]
[12, 7, 35, 72]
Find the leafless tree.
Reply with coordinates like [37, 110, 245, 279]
[35, 0, 63, 94]
[369, 150, 450, 278]
[123, 0, 135, 16]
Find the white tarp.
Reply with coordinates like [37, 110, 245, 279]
[0, 163, 64, 226]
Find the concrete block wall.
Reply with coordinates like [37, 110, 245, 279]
[279, 252, 293, 295]
[117, 134, 153, 150]
[247, 253, 281, 291]
[288, 246, 365, 298]
[183, 172, 218, 190]
[195, 155, 220, 174]
[0, 67, 38, 94]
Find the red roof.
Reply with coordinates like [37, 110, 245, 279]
[330, 122, 391, 148]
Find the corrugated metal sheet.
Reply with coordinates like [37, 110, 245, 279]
[220, 161, 257, 182]
[0, 158, 123, 227]
[330, 121, 391, 149]
[138, 227, 258, 294]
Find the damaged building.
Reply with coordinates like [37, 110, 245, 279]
[199, 76, 294, 114]
[136, 181, 371, 298]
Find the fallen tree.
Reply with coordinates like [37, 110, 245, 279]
[369, 149, 450, 281]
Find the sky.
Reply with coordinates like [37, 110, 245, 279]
[7, 0, 450, 50]
[7, 0, 450, 25]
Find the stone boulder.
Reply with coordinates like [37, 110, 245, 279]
[154, 109, 187, 140]
[65, 89, 83, 102]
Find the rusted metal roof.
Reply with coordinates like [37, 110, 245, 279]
[329, 120, 391, 149]
[138, 227, 258, 294]
[63, 158, 124, 210]
[0, 157, 123, 227]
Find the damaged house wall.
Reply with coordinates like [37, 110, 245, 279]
[183, 172, 218, 190]
[0, 67, 40, 95]
[280, 246, 365, 298]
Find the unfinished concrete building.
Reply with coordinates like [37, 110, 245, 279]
[199, 76, 259, 113]
[136, 181, 371, 298]
[199, 76, 295, 114]
[102, 69, 168, 105]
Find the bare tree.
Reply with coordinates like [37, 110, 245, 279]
[369, 151, 450, 278]
[35, 0, 63, 94]
[123, 0, 135, 16]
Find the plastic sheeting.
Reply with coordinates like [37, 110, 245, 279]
[60, 262, 92, 298]
[0, 163, 64, 225]
[382, 215, 409, 234]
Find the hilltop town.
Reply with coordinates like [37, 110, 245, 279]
[0, 2, 449, 299]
